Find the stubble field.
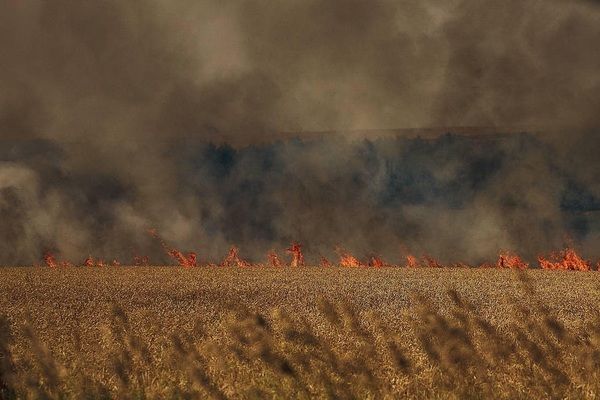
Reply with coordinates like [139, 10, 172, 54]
[1, 267, 600, 399]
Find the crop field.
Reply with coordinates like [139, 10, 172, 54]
[2, 267, 600, 399]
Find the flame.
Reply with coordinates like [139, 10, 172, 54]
[167, 250, 197, 268]
[36, 231, 598, 270]
[319, 256, 333, 268]
[84, 257, 95, 267]
[496, 251, 529, 269]
[406, 255, 419, 268]
[43, 252, 72, 268]
[335, 246, 365, 267]
[43, 252, 58, 268]
[149, 228, 197, 267]
[286, 242, 305, 267]
[267, 250, 282, 267]
[423, 255, 442, 268]
[339, 253, 363, 267]
[538, 247, 591, 271]
[221, 246, 251, 268]
[368, 256, 386, 268]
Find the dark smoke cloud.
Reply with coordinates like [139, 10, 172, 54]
[0, 0, 598, 264]
[435, 0, 600, 129]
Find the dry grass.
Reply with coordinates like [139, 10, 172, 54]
[1, 267, 600, 399]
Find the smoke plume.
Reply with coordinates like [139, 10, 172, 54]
[0, 0, 599, 264]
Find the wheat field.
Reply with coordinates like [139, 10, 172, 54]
[2, 267, 600, 399]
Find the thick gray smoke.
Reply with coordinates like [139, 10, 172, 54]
[0, 0, 599, 264]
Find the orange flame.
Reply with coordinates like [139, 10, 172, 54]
[339, 253, 363, 267]
[406, 255, 419, 268]
[423, 255, 442, 268]
[497, 251, 529, 269]
[267, 250, 282, 267]
[319, 256, 333, 268]
[43, 252, 58, 268]
[221, 246, 251, 268]
[38, 229, 599, 271]
[538, 247, 590, 271]
[82, 257, 111, 267]
[368, 256, 386, 268]
[43, 252, 72, 268]
[149, 228, 197, 267]
[336, 246, 366, 267]
[286, 242, 305, 267]
[167, 250, 197, 268]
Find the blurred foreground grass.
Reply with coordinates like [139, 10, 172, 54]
[1, 267, 600, 399]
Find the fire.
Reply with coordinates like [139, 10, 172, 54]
[167, 250, 197, 268]
[423, 255, 442, 268]
[368, 256, 386, 268]
[336, 247, 364, 267]
[36, 230, 598, 271]
[496, 251, 529, 269]
[267, 250, 282, 267]
[287, 242, 305, 267]
[538, 248, 591, 271]
[339, 253, 363, 267]
[83, 257, 108, 267]
[404, 254, 445, 268]
[149, 228, 197, 267]
[221, 246, 251, 268]
[406, 255, 419, 268]
[320, 257, 333, 268]
[43, 252, 72, 268]
[43, 252, 58, 268]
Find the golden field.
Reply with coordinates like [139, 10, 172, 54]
[2, 267, 600, 399]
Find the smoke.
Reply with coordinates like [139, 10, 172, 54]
[0, 0, 599, 264]
[435, 0, 600, 129]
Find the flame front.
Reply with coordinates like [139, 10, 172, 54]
[538, 248, 591, 271]
[406, 255, 419, 268]
[497, 251, 529, 269]
[37, 235, 600, 271]
[320, 257, 333, 268]
[267, 251, 282, 267]
[287, 243, 305, 267]
[221, 246, 250, 268]
[43, 252, 72, 268]
[149, 228, 197, 268]
[369, 256, 386, 268]
[339, 253, 363, 268]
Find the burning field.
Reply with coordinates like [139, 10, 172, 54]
[37, 227, 600, 272]
[2, 0, 600, 398]
[2, 267, 600, 399]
